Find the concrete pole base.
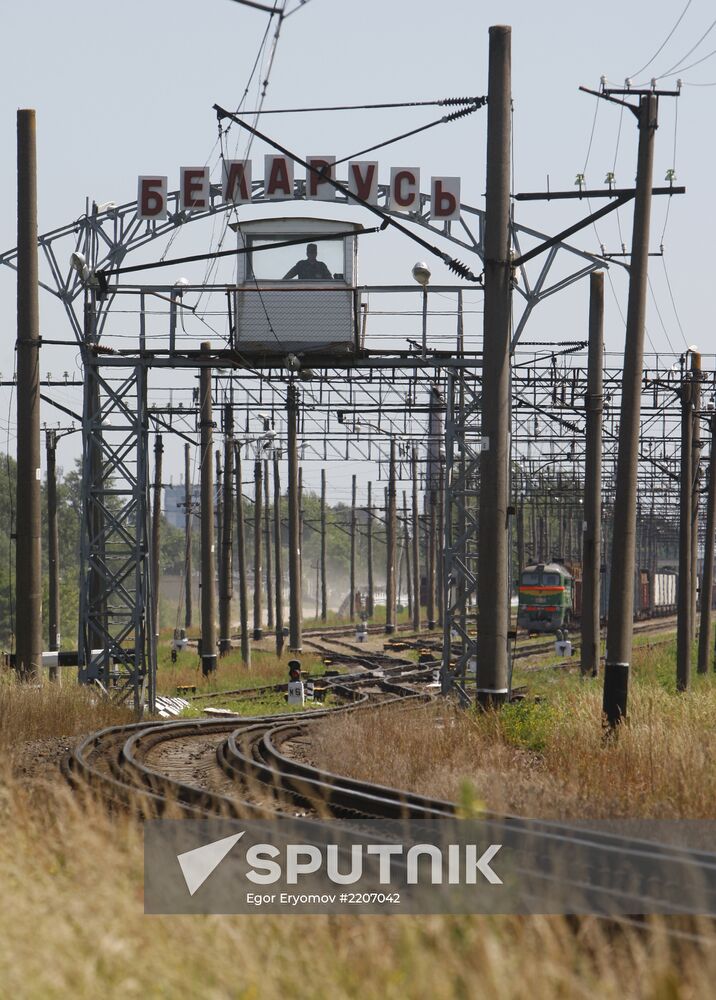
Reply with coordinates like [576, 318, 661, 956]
[201, 654, 217, 676]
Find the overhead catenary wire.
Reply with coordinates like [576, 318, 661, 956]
[197, 1, 288, 302]
[332, 101, 485, 168]
[213, 105, 482, 282]
[97, 227, 384, 279]
[226, 96, 486, 115]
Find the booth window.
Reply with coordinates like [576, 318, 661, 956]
[247, 237, 344, 281]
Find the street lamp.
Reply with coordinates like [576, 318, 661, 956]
[412, 261, 431, 358]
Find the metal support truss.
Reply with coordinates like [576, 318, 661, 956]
[441, 367, 482, 696]
[78, 355, 153, 713]
[0, 177, 616, 708]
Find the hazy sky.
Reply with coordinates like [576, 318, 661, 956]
[0, 0, 713, 498]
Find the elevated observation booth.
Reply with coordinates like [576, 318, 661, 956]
[231, 216, 363, 358]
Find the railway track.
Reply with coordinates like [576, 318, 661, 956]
[64, 689, 716, 924]
[63, 619, 714, 924]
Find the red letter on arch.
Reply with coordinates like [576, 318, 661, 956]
[348, 161, 379, 204]
[431, 177, 460, 221]
[138, 176, 167, 220]
[306, 156, 336, 200]
[223, 160, 252, 203]
[390, 168, 420, 212]
[180, 167, 210, 211]
[264, 155, 294, 199]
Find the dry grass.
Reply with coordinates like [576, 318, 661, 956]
[0, 672, 133, 757]
[0, 642, 713, 996]
[313, 665, 716, 820]
[0, 766, 712, 999]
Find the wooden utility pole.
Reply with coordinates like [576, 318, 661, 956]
[320, 468, 328, 621]
[253, 458, 263, 640]
[367, 481, 375, 617]
[219, 404, 233, 655]
[437, 465, 445, 628]
[184, 443, 193, 629]
[215, 449, 223, 616]
[234, 444, 250, 666]
[199, 342, 217, 675]
[603, 92, 658, 725]
[350, 473, 357, 622]
[403, 490, 413, 620]
[698, 412, 716, 674]
[581, 271, 604, 677]
[476, 26, 512, 706]
[46, 430, 59, 680]
[15, 109, 42, 681]
[677, 366, 695, 691]
[264, 458, 274, 631]
[690, 352, 702, 644]
[411, 448, 420, 632]
[273, 453, 284, 655]
[385, 439, 397, 633]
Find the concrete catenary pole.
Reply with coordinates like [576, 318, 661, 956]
[385, 438, 397, 633]
[403, 489, 413, 621]
[46, 430, 59, 680]
[234, 444, 250, 666]
[698, 412, 716, 674]
[215, 450, 223, 612]
[350, 473, 357, 621]
[252, 457, 263, 640]
[476, 26, 512, 707]
[437, 465, 445, 628]
[199, 342, 217, 675]
[690, 352, 702, 644]
[581, 271, 604, 678]
[411, 448, 421, 631]
[287, 383, 302, 650]
[603, 93, 658, 726]
[367, 481, 375, 617]
[15, 109, 42, 681]
[184, 443, 193, 630]
[264, 458, 273, 631]
[320, 468, 328, 621]
[151, 434, 163, 644]
[273, 452, 284, 655]
[299, 466, 304, 595]
[677, 366, 694, 691]
[219, 404, 234, 655]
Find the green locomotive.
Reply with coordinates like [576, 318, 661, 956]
[517, 561, 574, 634]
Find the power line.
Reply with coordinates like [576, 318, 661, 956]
[656, 15, 716, 78]
[659, 43, 716, 77]
[630, 0, 693, 78]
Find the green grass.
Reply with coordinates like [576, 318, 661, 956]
[156, 635, 327, 697]
[184, 689, 338, 717]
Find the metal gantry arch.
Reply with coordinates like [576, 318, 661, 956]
[0, 182, 607, 709]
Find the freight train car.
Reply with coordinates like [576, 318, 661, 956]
[651, 570, 677, 616]
[517, 562, 574, 634]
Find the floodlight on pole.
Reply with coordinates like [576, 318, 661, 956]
[412, 262, 431, 357]
[70, 251, 90, 284]
[169, 278, 190, 353]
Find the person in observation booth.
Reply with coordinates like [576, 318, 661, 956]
[283, 243, 333, 280]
